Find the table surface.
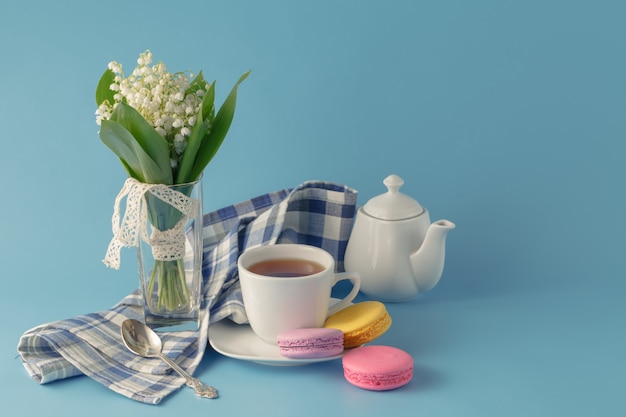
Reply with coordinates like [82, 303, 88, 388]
[1, 1, 625, 416]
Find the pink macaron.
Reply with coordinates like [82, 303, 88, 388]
[277, 328, 344, 359]
[342, 345, 413, 391]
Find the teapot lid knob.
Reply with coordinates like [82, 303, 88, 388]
[383, 174, 404, 194]
[363, 174, 425, 220]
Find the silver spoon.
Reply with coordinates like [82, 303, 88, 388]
[120, 319, 218, 399]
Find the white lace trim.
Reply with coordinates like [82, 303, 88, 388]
[103, 178, 198, 269]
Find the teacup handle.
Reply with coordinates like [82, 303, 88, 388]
[327, 272, 361, 317]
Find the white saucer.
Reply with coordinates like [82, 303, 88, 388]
[208, 299, 346, 366]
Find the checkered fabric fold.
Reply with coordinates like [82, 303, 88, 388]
[17, 181, 357, 404]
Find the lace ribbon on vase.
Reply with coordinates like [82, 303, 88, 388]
[103, 178, 198, 269]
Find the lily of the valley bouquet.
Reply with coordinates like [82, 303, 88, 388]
[96, 50, 248, 317]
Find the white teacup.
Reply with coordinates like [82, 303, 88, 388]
[237, 244, 361, 344]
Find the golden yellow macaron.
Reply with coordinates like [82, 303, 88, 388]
[324, 301, 391, 348]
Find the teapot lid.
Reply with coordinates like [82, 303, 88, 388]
[363, 174, 424, 220]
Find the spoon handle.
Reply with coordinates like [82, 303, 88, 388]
[158, 353, 218, 399]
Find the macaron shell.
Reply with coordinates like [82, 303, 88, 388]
[279, 343, 344, 359]
[342, 345, 413, 391]
[277, 328, 344, 359]
[324, 301, 391, 348]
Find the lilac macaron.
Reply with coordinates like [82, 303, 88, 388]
[342, 345, 413, 391]
[277, 328, 344, 359]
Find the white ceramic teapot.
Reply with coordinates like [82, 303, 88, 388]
[344, 174, 455, 302]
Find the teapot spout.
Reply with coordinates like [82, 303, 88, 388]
[410, 220, 455, 292]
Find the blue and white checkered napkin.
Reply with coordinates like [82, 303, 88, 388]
[17, 181, 357, 404]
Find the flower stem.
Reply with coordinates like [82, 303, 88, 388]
[146, 259, 191, 313]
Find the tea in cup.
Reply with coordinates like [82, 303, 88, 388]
[237, 244, 361, 344]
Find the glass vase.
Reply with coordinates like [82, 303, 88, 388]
[137, 178, 203, 332]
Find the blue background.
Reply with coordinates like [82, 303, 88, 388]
[1, 0, 624, 416]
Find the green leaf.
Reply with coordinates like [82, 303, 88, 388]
[119, 158, 140, 180]
[96, 69, 116, 106]
[110, 103, 173, 184]
[202, 81, 215, 123]
[99, 120, 169, 184]
[175, 111, 208, 184]
[186, 70, 207, 95]
[187, 70, 250, 181]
